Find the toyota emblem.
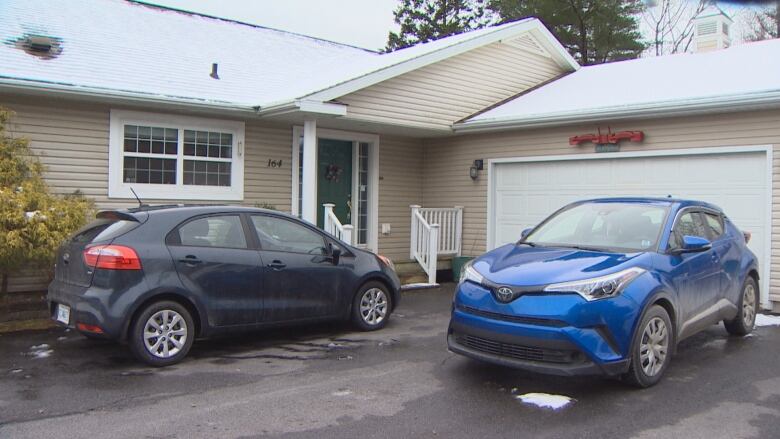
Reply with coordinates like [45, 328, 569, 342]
[495, 286, 514, 303]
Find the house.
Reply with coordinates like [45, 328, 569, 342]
[1, 0, 779, 312]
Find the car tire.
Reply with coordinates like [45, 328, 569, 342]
[724, 277, 758, 336]
[351, 281, 392, 331]
[129, 300, 194, 367]
[623, 305, 673, 388]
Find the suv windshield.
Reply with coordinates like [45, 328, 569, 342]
[523, 202, 668, 252]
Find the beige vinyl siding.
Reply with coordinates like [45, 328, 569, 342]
[1, 97, 294, 211]
[1, 96, 295, 291]
[424, 109, 780, 302]
[377, 135, 424, 261]
[338, 39, 565, 130]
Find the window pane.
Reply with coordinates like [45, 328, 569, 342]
[123, 157, 176, 185]
[251, 215, 326, 255]
[178, 216, 247, 249]
[183, 160, 231, 187]
[673, 212, 709, 246]
[703, 213, 724, 238]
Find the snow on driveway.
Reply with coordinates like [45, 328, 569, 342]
[515, 393, 575, 410]
[755, 314, 780, 327]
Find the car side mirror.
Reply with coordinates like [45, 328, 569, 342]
[676, 235, 712, 254]
[330, 246, 342, 265]
[521, 228, 533, 239]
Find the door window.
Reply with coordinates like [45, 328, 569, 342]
[702, 212, 724, 239]
[669, 211, 708, 249]
[251, 216, 327, 255]
[176, 215, 247, 248]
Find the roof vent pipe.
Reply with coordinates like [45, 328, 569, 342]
[210, 63, 220, 79]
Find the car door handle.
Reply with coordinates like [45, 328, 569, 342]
[179, 255, 203, 265]
[711, 253, 720, 263]
[267, 260, 286, 270]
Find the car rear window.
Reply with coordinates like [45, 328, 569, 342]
[70, 219, 140, 244]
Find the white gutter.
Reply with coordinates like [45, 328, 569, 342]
[0, 77, 259, 114]
[454, 90, 780, 133]
[255, 99, 347, 118]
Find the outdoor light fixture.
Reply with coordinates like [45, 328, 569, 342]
[470, 159, 484, 180]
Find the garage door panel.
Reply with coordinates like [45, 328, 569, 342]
[492, 152, 768, 297]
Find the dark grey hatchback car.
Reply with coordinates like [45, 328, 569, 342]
[48, 205, 400, 366]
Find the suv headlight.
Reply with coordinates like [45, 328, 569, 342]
[459, 261, 484, 285]
[543, 267, 645, 301]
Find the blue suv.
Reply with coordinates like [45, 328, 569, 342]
[448, 198, 759, 387]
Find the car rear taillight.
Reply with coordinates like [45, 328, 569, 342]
[83, 245, 142, 270]
[743, 231, 752, 244]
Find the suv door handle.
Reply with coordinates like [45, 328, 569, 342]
[267, 260, 286, 270]
[179, 255, 203, 265]
[711, 253, 720, 263]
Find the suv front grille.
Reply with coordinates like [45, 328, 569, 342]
[454, 333, 581, 364]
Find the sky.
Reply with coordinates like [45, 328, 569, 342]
[148, 1, 761, 52]
[149, 0, 400, 51]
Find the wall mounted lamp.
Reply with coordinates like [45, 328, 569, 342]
[469, 159, 484, 180]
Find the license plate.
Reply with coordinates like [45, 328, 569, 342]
[56, 304, 70, 325]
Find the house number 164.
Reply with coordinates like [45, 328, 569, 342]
[267, 159, 283, 168]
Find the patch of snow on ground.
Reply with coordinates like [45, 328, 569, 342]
[332, 390, 352, 397]
[29, 344, 53, 359]
[515, 393, 575, 410]
[755, 314, 780, 327]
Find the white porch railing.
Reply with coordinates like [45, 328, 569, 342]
[323, 203, 353, 245]
[410, 205, 463, 284]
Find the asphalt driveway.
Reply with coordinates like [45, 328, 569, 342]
[1, 284, 779, 438]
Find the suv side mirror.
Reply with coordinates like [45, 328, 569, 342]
[521, 228, 533, 239]
[677, 235, 712, 254]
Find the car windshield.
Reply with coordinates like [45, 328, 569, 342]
[522, 202, 668, 252]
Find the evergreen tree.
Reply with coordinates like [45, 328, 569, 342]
[489, 0, 646, 65]
[386, 0, 493, 51]
[0, 108, 92, 294]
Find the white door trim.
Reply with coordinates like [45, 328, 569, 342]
[486, 144, 773, 309]
[291, 126, 380, 252]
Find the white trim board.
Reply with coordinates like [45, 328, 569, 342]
[291, 126, 380, 252]
[486, 145, 773, 309]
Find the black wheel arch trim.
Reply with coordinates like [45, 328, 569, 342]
[122, 288, 207, 341]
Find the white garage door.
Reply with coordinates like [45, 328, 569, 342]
[490, 149, 770, 304]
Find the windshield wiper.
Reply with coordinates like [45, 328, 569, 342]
[516, 241, 538, 247]
[560, 244, 604, 252]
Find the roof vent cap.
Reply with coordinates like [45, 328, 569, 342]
[10, 34, 63, 59]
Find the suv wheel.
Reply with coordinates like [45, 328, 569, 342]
[623, 305, 673, 388]
[351, 281, 392, 331]
[130, 301, 194, 367]
[724, 277, 758, 336]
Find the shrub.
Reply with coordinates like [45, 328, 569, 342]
[0, 108, 93, 294]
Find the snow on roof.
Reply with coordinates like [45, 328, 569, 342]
[0, 0, 550, 110]
[0, 0, 378, 107]
[465, 39, 780, 128]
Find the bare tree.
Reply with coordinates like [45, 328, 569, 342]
[743, 1, 779, 41]
[642, 0, 709, 56]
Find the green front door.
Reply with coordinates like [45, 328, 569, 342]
[317, 139, 353, 229]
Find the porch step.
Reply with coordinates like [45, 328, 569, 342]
[394, 259, 454, 286]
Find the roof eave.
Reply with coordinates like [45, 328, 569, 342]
[301, 19, 579, 103]
[454, 91, 780, 133]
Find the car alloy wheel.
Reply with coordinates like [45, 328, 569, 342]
[639, 316, 669, 377]
[359, 287, 388, 326]
[742, 283, 756, 328]
[143, 309, 188, 359]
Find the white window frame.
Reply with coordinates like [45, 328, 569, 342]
[109, 110, 245, 201]
[290, 126, 379, 252]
